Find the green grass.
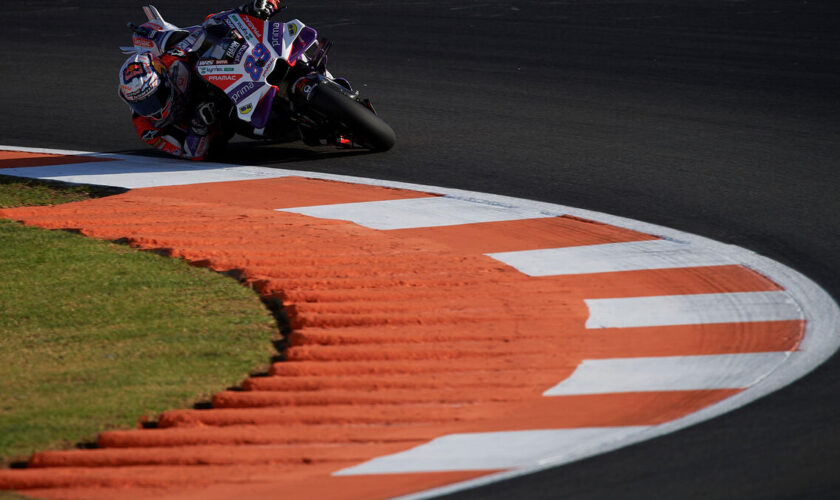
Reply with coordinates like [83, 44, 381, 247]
[0, 177, 276, 465]
[0, 176, 124, 208]
[0, 491, 34, 500]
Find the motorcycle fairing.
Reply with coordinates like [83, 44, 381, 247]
[199, 13, 318, 127]
[267, 20, 318, 64]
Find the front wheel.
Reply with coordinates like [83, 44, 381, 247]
[306, 83, 396, 151]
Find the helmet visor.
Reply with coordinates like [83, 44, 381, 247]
[128, 82, 173, 120]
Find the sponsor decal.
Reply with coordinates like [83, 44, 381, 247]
[288, 23, 298, 36]
[230, 81, 256, 103]
[234, 44, 249, 63]
[205, 73, 242, 89]
[239, 103, 253, 114]
[207, 74, 241, 82]
[198, 58, 232, 66]
[198, 65, 238, 75]
[270, 22, 282, 45]
[132, 36, 154, 49]
[123, 62, 145, 80]
[243, 15, 262, 38]
[228, 15, 257, 45]
[142, 129, 160, 141]
[224, 40, 241, 60]
[268, 23, 285, 55]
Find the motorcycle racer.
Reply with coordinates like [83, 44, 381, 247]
[117, 0, 282, 160]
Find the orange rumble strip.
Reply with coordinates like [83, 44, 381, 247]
[0, 174, 805, 500]
[131, 176, 439, 209]
[389, 215, 658, 253]
[0, 150, 114, 168]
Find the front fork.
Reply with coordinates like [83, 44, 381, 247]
[284, 46, 378, 145]
[291, 73, 359, 106]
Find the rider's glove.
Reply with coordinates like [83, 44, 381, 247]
[243, 0, 281, 20]
[190, 101, 217, 136]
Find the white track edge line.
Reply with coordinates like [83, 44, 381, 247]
[3, 145, 838, 499]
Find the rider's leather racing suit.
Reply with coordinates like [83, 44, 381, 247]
[130, 0, 280, 160]
[130, 48, 220, 161]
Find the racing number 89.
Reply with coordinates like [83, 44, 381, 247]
[244, 43, 271, 80]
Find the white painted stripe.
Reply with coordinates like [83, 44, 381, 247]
[278, 196, 559, 230]
[487, 239, 733, 276]
[0, 145, 95, 155]
[585, 291, 802, 329]
[542, 352, 790, 396]
[335, 427, 650, 475]
[0, 159, 292, 189]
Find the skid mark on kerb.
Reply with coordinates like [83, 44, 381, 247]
[278, 196, 560, 230]
[585, 291, 803, 328]
[488, 239, 735, 276]
[543, 352, 790, 395]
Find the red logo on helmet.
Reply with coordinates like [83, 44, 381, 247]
[123, 62, 145, 80]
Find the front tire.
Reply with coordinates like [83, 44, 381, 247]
[307, 83, 396, 151]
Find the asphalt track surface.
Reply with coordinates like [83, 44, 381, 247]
[2, 1, 839, 499]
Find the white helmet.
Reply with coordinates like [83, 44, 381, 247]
[117, 52, 174, 121]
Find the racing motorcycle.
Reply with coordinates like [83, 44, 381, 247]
[121, 5, 396, 151]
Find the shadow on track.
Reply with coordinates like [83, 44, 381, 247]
[109, 140, 378, 168]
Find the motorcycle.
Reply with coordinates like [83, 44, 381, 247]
[121, 4, 396, 152]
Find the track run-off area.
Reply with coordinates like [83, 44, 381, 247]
[1, 146, 838, 499]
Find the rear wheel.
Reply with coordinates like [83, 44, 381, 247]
[306, 83, 396, 151]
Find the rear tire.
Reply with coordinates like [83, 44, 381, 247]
[307, 83, 396, 151]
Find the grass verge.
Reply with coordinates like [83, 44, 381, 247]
[0, 176, 276, 465]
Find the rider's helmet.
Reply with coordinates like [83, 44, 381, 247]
[117, 52, 174, 121]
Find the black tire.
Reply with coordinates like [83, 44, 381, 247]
[307, 83, 396, 151]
